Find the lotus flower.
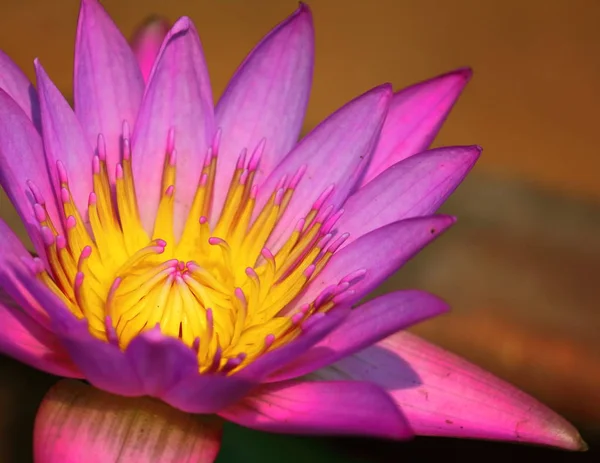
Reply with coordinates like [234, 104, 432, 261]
[0, 1, 585, 461]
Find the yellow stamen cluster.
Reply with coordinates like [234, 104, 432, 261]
[31, 127, 353, 373]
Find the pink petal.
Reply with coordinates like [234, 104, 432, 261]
[290, 215, 455, 313]
[132, 17, 215, 236]
[130, 17, 170, 82]
[34, 379, 223, 463]
[0, 289, 81, 377]
[269, 290, 448, 382]
[35, 60, 93, 219]
[220, 379, 412, 439]
[361, 68, 472, 186]
[0, 49, 40, 129]
[74, 0, 145, 182]
[213, 4, 314, 216]
[316, 332, 587, 450]
[163, 307, 349, 414]
[257, 84, 392, 250]
[0, 92, 62, 257]
[337, 145, 480, 248]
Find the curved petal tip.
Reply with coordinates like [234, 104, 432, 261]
[451, 66, 473, 81]
[559, 430, 589, 452]
[296, 2, 312, 15]
[319, 332, 588, 451]
[380, 81, 394, 97]
[171, 16, 192, 35]
[576, 436, 590, 452]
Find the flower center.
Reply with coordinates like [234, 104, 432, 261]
[29, 124, 360, 372]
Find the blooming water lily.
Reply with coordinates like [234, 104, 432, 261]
[0, 1, 586, 461]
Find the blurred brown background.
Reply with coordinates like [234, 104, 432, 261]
[0, 0, 599, 459]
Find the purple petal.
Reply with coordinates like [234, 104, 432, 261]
[269, 290, 448, 382]
[74, 0, 145, 181]
[316, 332, 587, 450]
[0, 289, 81, 377]
[0, 93, 62, 257]
[4, 260, 144, 396]
[44, 326, 144, 397]
[34, 380, 223, 463]
[130, 17, 170, 82]
[361, 68, 472, 186]
[35, 61, 93, 219]
[257, 84, 392, 250]
[132, 17, 215, 236]
[124, 327, 200, 397]
[0, 255, 85, 380]
[0, 49, 40, 129]
[45, 325, 144, 396]
[290, 215, 455, 313]
[220, 379, 412, 439]
[213, 4, 314, 215]
[125, 327, 264, 415]
[163, 307, 349, 414]
[161, 371, 254, 415]
[0, 220, 54, 328]
[337, 146, 480, 247]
